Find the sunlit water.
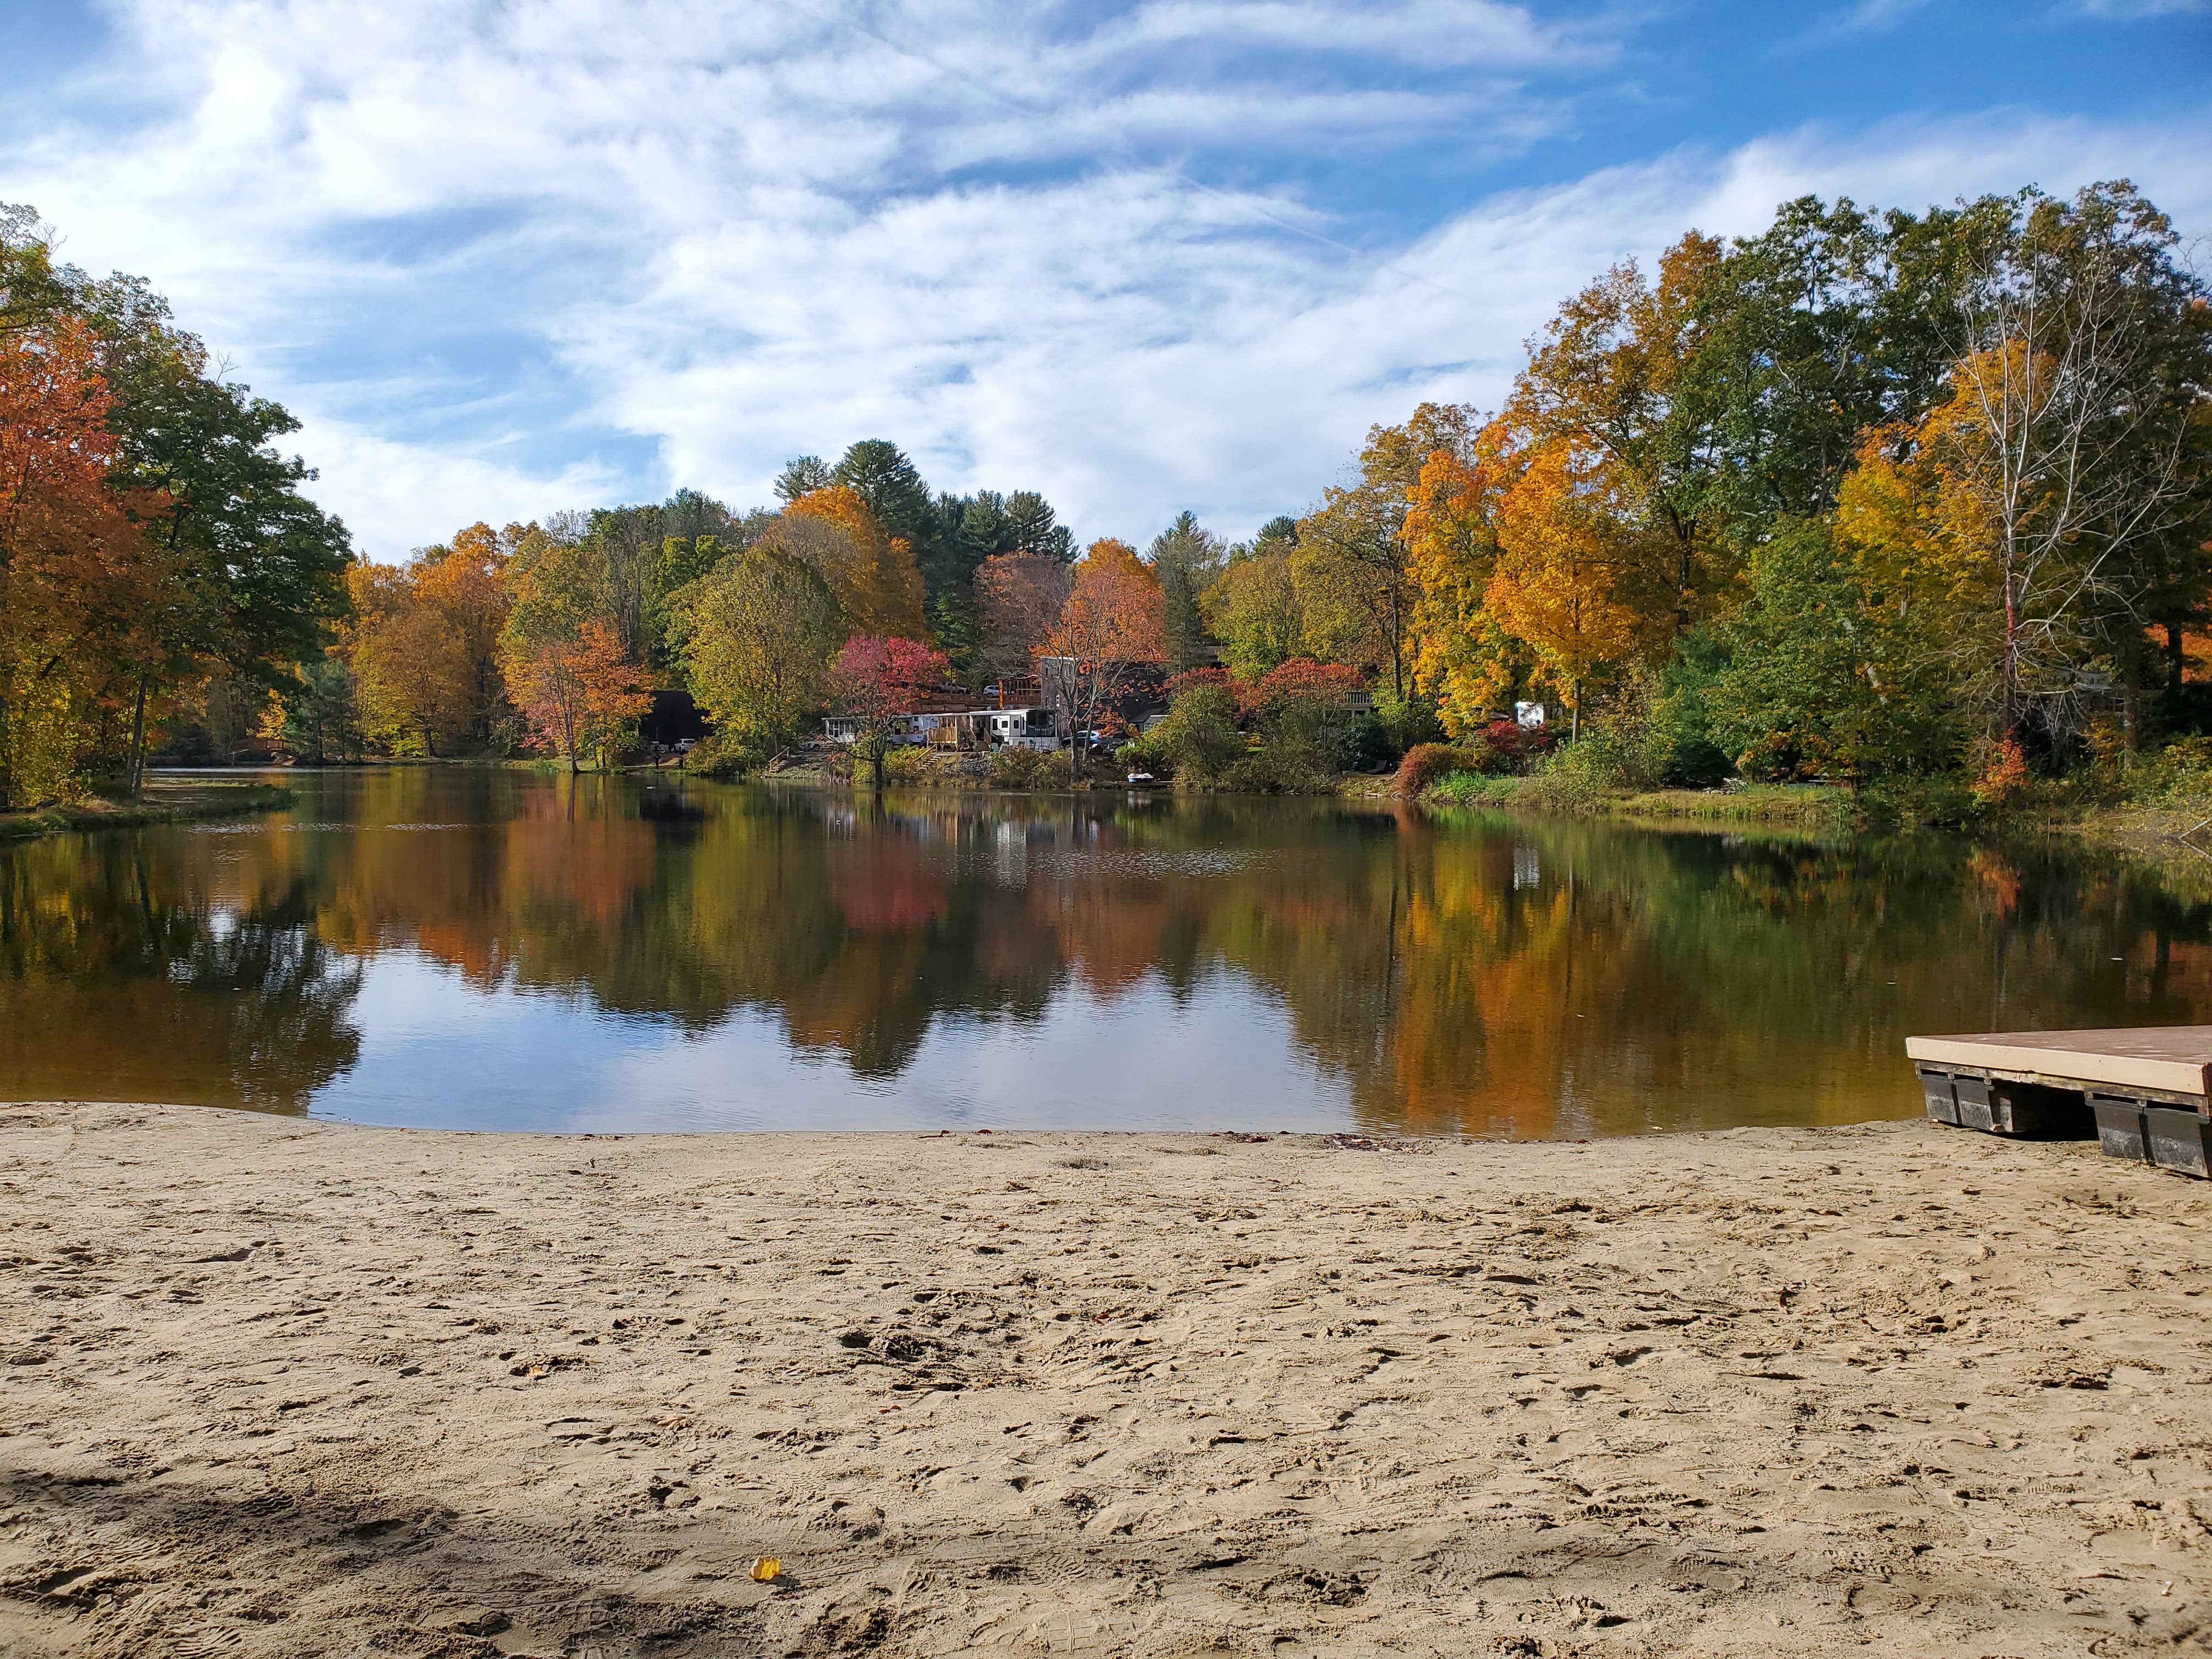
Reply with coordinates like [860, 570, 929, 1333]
[4, 767, 2206, 1135]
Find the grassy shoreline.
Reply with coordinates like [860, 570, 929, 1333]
[0, 779, 294, 843]
[1419, 770, 1860, 831]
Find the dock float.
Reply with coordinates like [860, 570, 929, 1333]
[1905, 1026, 2212, 1179]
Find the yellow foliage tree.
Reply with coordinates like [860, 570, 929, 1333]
[1503, 235, 1725, 633]
[1400, 430, 1527, 735]
[782, 486, 927, 637]
[412, 521, 516, 747]
[1487, 441, 1646, 737]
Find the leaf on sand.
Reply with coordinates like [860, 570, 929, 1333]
[750, 1556, 781, 1583]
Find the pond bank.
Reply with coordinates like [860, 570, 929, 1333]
[0, 780, 292, 843]
[4, 1103, 2206, 1657]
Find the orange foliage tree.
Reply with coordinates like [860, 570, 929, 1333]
[1043, 538, 1165, 776]
[783, 486, 927, 637]
[412, 521, 516, 747]
[500, 528, 650, 772]
[0, 320, 165, 808]
[1401, 432, 1524, 735]
[1487, 441, 1646, 737]
[505, 619, 651, 774]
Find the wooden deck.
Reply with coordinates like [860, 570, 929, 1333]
[1906, 1026, 2212, 1179]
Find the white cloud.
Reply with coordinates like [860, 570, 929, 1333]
[280, 416, 628, 555]
[5, 2, 2207, 557]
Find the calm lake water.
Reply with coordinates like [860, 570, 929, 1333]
[3, 768, 2207, 1135]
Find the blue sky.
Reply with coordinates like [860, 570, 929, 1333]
[3, 0, 2207, 559]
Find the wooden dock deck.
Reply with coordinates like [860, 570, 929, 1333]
[1905, 1026, 2212, 1177]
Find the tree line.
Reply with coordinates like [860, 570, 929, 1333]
[5, 179, 2207, 809]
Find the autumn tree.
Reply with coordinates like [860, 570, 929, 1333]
[354, 596, 470, 757]
[923, 487, 1080, 684]
[780, 486, 927, 637]
[831, 440, 943, 600]
[500, 527, 649, 771]
[412, 521, 516, 748]
[1504, 240, 1728, 636]
[82, 270, 352, 790]
[503, 618, 650, 773]
[1043, 538, 1166, 777]
[1203, 517, 1304, 681]
[668, 545, 843, 766]
[1488, 441, 1646, 738]
[974, 550, 1073, 688]
[1400, 436, 1527, 734]
[827, 634, 950, 791]
[0, 319, 161, 807]
[1295, 405, 1478, 700]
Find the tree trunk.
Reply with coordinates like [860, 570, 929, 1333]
[2168, 622, 2187, 698]
[127, 673, 149, 802]
[2001, 558, 2021, 738]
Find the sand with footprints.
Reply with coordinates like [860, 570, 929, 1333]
[2, 1101, 2209, 1656]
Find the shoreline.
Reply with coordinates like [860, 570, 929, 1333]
[4, 1102, 2207, 1657]
[0, 780, 293, 844]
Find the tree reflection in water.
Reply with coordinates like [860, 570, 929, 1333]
[4, 768, 2211, 1132]
[0, 834, 361, 1111]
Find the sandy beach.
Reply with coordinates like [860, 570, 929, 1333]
[1, 1103, 2208, 1657]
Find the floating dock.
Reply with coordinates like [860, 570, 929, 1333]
[1905, 1026, 2212, 1178]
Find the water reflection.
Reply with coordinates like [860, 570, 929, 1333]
[4, 768, 2209, 1133]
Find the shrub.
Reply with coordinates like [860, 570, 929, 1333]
[1248, 661, 1370, 775]
[1466, 719, 1555, 774]
[1968, 735, 2030, 806]
[685, 730, 759, 778]
[1523, 740, 1627, 814]
[879, 744, 935, 784]
[1340, 713, 1395, 773]
[989, 745, 1067, 790]
[1592, 650, 1734, 788]
[1394, 742, 1474, 798]
[1223, 749, 1336, 794]
[1143, 682, 1248, 787]
[1372, 689, 1446, 761]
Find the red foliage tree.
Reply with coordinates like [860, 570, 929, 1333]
[828, 634, 950, 789]
[1249, 659, 1365, 718]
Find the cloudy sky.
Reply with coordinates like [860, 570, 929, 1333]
[5, 0, 2208, 560]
